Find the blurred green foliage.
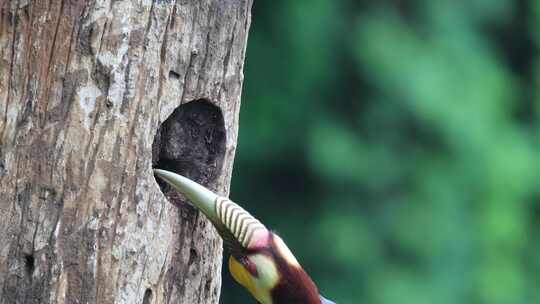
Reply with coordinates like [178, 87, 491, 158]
[222, 1, 540, 303]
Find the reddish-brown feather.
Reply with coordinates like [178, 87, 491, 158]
[263, 234, 321, 304]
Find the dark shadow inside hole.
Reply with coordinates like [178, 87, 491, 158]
[152, 99, 226, 206]
[142, 289, 153, 304]
[24, 254, 34, 275]
[169, 70, 181, 79]
[188, 248, 199, 265]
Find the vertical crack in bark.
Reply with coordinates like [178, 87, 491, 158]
[19, 5, 32, 129]
[195, 4, 216, 96]
[178, 4, 200, 104]
[96, 20, 109, 58]
[1, 2, 19, 141]
[217, 19, 236, 98]
[41, 0, 65, 125]
[156, 0, 176, 108]
[196, 29, 212, 94]
[142, 0, 156, 51]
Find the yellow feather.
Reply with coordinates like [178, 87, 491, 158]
[228, 255, 275, 304]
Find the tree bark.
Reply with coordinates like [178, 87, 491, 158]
[0, 0, 252, 303]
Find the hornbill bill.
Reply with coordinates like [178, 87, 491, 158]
[154, 169, 335, 304]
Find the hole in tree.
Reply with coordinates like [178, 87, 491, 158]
[188, 248, 199, 265]
[24, 254, 35, 275]
[152, 99, 226, 206]
[169, 70, 181, 79]
[143, 288, 153, 304]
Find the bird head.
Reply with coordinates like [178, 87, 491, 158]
[154, 169, 335, 304]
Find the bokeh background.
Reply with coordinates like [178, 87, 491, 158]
[222, 1, 540, 303]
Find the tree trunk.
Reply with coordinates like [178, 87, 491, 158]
[0, 0, 252, 303]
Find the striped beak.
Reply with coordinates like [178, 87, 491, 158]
[154, 169, 268, 252]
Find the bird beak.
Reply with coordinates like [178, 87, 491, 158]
[154, 169, 267, 250]
[319, 295, 336, 304]
[154, 169, 221, 223]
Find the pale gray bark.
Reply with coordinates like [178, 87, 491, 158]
[0, 0, 252, 303]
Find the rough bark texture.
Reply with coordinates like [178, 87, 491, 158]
[0, 0, 252, 303]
